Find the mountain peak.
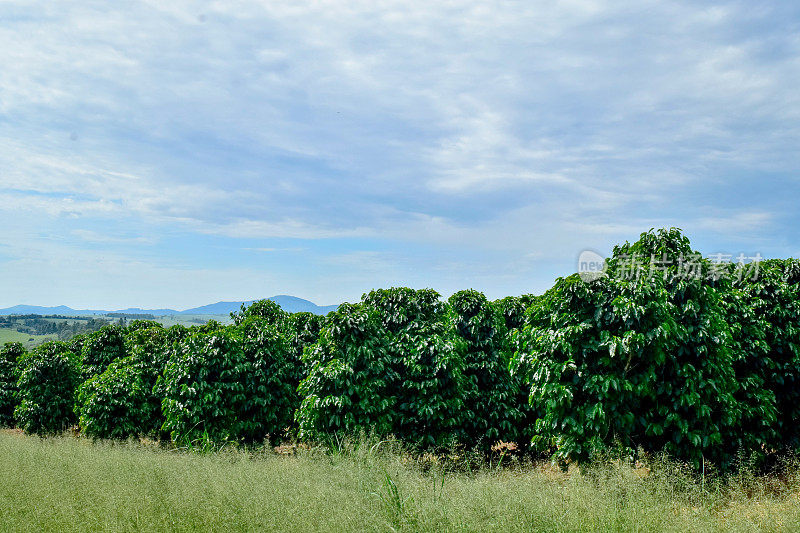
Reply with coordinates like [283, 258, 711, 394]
[0, 296, 338, 317]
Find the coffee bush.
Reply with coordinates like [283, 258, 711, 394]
[449, 290, 521, 448]
[297, 303, 395, 442]
[75, 358, 151, 440]
[161, 320, 295, 446]
[15, 342, 80, 435]
[81, 325, 126, 380]
[515, 228, 740, 469]
[0, 342, 25, 427]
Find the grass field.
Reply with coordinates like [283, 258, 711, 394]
[2, 431, 799, 532]
[148, 314, 232, 328]
[0, 314, 229, 351]
[0, 328, 56, 350]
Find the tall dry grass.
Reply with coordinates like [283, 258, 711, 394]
[2, 430, 799, 532]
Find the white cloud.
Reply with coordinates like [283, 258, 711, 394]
[0, 0, 798, 305]
[693, 211, 774, 236]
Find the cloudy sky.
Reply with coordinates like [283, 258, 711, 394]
[1, 1, 798, 309]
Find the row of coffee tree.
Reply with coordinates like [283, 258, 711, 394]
[0, 228, 798, 470]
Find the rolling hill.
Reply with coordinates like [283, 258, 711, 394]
[0, 295, 338, 317]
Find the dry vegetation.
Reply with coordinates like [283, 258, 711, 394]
[2, 430, 800, 532]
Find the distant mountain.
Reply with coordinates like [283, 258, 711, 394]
[0, 305, 107, 316]
[0, 296, 338, 317]
[179, 295, 338, 316]
[264, 295, 339, 315]
[112, 308, 181, 316]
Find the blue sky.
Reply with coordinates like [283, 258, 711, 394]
[1, 1, 798, 309]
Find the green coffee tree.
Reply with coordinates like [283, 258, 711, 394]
[729, 259, 800, 455]
[449, 290, 521, 448]
[297, 303, 396, 441]
[231, 299, 289, 330]
[15, 342, 80, 435]
[75, 324, 188, 440]
[161, 320, 295, 446]
[75, 358, 152, 440]
[0, 343, 25, 427]
[515, 228, 740, 469]
[363, 288, 465, 448]
[80, 325, 126, 380]
[494, 294, 537, 333]
[125, 320, 164, 333]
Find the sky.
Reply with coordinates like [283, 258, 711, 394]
[1, 0, 798, 310]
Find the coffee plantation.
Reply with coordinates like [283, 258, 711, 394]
[2, 228, 799, 470]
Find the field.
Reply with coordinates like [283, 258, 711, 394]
[0, 328, 56, 350]
[2, 430, 799, 532]
[146, 314, 231, 328]
[0, 314, 227, 350]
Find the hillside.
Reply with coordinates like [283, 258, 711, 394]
[0, 295, 338, 317]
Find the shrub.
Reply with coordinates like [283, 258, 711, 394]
[728, 259, 800, 455]
[362, 288, 465, 448]
[66, 333, 88, 358]
[75, 358, 151, 440]
[125, 320, 164, 333]
[289, 312, 324, 364]
[494, 295, 540, 451]
[238, 318, 298, 441]
[231, 299, 288, 329]
[160, 321, 295, 446]
[299, 289, 466, 448]
[0, 343, 25, 427]
[514, 228, 740, 469]
[74, 324, 184, 441]
[195, 320, 226, 334]
[494, 295, 537, 333]
[297, 303, 396, 442]
[81, 325, 126, 380]
[15, 342, 80, 435]
[448, 290, 521, 448]
[278, 312, 324, 427]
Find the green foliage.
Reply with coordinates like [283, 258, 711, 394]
[80, 325, 126, 380]
[728, 259, 800, 455]
[297, 303, 396, 441]
[75, 358, 152, 440]
[495, 295, 540, 451]
[299, 289, 464, 448]
[448, 290, 521, 448]
[160, 320, 295, 446]
[74, 324, 186, 441]
[366, 288, 466, 448]
[125, 320, 164, 333]
[231, 299, 288, 329]
[0, 342, 25, 426]
[289, 312, 324, 363]
[14, 342, 80, 435]
[279, 312, 325, 425]
[6, 227, 798, 472]
[192, 320, 225, 334]
[67, 333, 88, 358]
[494, 294, 537, 332]
[129, 324, 189, 437]
[515, 228, 740, 469]
[237, 318, 298, 440]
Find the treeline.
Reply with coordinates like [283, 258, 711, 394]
[1, 228, 799, 471]
[0, 315, 110, 340]
[107, 313, 156, 320]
